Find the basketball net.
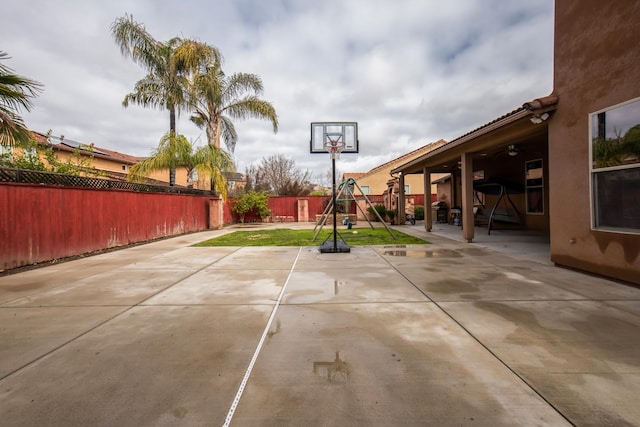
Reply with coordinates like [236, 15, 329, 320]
[324, 138, 346, 160]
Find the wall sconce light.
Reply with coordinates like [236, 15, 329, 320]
[507, 145, 518, 157]
[530, 112, 550, 124]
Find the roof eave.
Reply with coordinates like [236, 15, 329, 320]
[392, 95, 559, 175]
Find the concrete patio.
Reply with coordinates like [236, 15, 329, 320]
[1, 223, 638, 426]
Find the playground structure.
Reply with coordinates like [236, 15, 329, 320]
[312, 177, 395, 242]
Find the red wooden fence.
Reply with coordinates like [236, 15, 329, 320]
[1, 183, 212, 271]
[223, 194, 432, 223]
[1, 184, 436, 271]
[224, 196, 331, 223]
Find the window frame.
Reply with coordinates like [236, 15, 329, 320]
[589, 96, 640, 234]
[0, 144, 14, 159]
[525, 159, 544, 215]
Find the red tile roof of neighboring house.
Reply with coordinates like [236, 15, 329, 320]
[343, 172, 365, 180]
[32, 131, 142, 165]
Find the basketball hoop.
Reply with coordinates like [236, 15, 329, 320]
[324, 138, 346, 159]
[309, 122, 358, 253]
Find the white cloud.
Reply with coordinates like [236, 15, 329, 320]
[1, 0, 554, 178]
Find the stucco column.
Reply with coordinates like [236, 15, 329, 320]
[461, 152, 474, 242]
[297, 198, 309, 222]
[208, 196, 224, 230]
[423, 167, 432, 231]
[397, 173, 405, 225]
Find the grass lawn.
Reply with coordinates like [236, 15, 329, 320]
[193, 227, 429, 247]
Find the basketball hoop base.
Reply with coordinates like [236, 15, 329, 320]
[319, 240, 351, 253]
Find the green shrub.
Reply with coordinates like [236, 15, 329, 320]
[367, 204, 387, 221]
[232, 190, 271, 223]
[386, 209, 396, 223]
[414, 205, 424, 220]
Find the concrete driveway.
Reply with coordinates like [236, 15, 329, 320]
[1, 226, 639, 426]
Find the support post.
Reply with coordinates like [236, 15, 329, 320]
[461, 152, 475, 242]
[423, 167, 432, 231]
[397, 173, 405, 225]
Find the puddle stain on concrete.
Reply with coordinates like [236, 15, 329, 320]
[471, 300, 640, 425]
[474, 301, 640, 369]
[267, 318, 282, 338]
[457, 247, 490, 257]
[417, 271, 503, 295]
[313, 351, 351, 382]
[171, 407, 188, 418]
[383, 249, 463, 258]
[5, 282, 48, 292]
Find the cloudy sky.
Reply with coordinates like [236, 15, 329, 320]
[3, 0, 554, 182]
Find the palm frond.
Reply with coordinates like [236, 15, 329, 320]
[224, 97, 279, 132]
[128, 131, 194, 182]
[223, 72, 264, 104]
[174, 40, 223, 75]
[186, 60, 277, 154]
[220, 116, 238, 153]
[193, 144, 235, 199]
[110, 14, 160, 69]
[0, 51, 42, 146]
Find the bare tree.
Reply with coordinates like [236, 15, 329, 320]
[250, 154, 312, 196]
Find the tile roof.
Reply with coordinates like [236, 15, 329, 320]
[32, 131, 142, 164]
[442, 94, 559, 149]
[391, 94, 559, 175]
[346, 139, 448, 180]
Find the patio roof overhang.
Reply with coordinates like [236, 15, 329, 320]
[392, 94, 558, 175]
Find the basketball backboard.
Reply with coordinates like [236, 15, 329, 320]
[310, 122, 359, 154]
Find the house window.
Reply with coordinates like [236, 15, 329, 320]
[122, 165, 127, 171]
[360, 185, 370, 195]
[23, 147, 38, 162]
[590, 97, 640, 232]
[404, 185, 410, 194]
[525, 159, 544, 214]
[0, 144, 14, 159]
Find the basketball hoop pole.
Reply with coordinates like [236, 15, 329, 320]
[310, 122, 358, 254]
[322, 135, 350, 253]
[330, 142, 338, 251]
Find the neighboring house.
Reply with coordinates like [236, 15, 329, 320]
[27, 132, 201, 188]
[225, 172, 246, 195]
[392, 0, 639, 285]
[341, 140, 448, 220]
[343, 139, 448, 196]
[45, 133, 142, 180]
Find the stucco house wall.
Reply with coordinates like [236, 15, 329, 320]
[346, 140, 448, 196]
[549, 0, 640, 283]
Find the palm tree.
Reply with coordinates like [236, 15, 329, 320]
[191, 144, 235, 198]
[110, 14, 222, 185]
[0, 51, 42, 146]
[189, 63, 278, 153]
[129, 131, 234, 198]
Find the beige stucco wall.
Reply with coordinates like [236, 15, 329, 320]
[354, 165, 447, 196]
[53, 149, 199, 189]
[347, 141, 448, 196]
[356, 167, 437, 195]
[549, 0, 640, 284]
